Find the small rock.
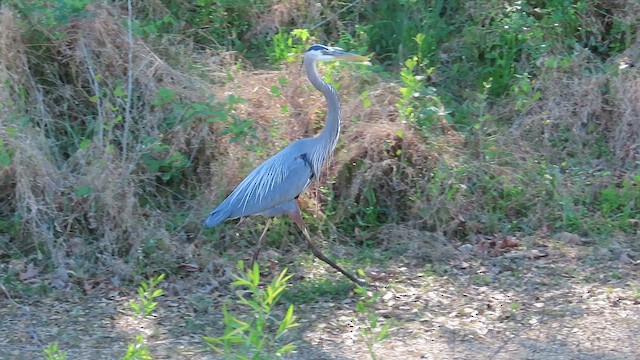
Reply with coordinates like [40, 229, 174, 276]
[458, 244, 474, 253]
[595, 247, 613, 261]
[165, 282, 184, 296]
[530, 249, 549, 258]
[51, 278, 67, 290]
[619, 251, 636, 265]
[55, 266, 70, 282]
[556, 231, 582, 245]
[502, 251, 526, 260]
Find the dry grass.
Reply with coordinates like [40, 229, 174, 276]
[508, 0, 640, 171]
[509, 48, 608, 161]
[0, 4, 223, 278]
[609, 33, 640, 168]
[244, 0, 308, 40]
[509, 41, 640, 173]
[372, 223, 457, 262]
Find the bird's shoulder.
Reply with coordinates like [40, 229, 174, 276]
[277, 137, 318, 155]
[224, 138, 315, 215]
[238, 138, 315, 187]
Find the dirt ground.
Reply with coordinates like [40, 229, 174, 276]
[1, 234, 639, 360]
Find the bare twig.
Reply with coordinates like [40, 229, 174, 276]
[122, 0, 134, 165]
[81, 42, 104, 149]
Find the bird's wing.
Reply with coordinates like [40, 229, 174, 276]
[205, 141, 314, 226]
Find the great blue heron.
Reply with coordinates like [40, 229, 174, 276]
[204, 44, 368, 286]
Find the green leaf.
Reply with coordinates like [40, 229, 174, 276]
[291, 28, 310, 42]
[376, 323, 391, 342]
[151, 87, 177, 106]
[251, 262, 260, 287]
[277, 304, 298, 337]
[79, 138, 91, 150]
[74, 186, 92, 198]
[130, 303, 140, 313]
[277, 76, 289, 87]
[0, 152, 11, 167]
[203, 342, 224, 354]
[368, 313, 378, 328]
[114, 85, 126, 98]
[232, 279, 252, 287]
[276, 343, 297, 355]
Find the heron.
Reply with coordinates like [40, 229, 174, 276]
[204, 44, 368, 286]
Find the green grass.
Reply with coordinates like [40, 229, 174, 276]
[283, 278, 354, 304]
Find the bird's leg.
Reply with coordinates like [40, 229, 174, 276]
[251, 218, 273, 267]
[235, 217, 247, 228]
[288, 210, 366, 287]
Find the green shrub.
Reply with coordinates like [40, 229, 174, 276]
[204, 262, 298, 359]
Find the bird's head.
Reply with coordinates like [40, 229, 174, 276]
[303, 44, 369, 63]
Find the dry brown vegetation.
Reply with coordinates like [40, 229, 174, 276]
[0, 4, 222, 277]
[1, 1, 640, 359]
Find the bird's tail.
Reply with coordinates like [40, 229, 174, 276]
[203, 208, 230, 228]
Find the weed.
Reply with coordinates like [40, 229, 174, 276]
[204, 262, 298, 359]
[134, 0, 270, 53]
[513, 73, 542, 111]
[122, 335, 152, 360]
[130, 273, 165, 317]
[284, 278, 353, 304]
[472, 274, 491, 286]
[630, 284, 640, 300]
[597, 174, 639, 230]
[189, 293, 215, 314]
[125, 275, 163, 359]
[0, 138, 13, 167]
[11, 0, 91, 35]
[43, 343, 66, 360]
[354, 277, 391, 360]
[607, 271, 622, 281]
[267, 29, 310, 64]
[396, 33, 452, 135]
[422, 263, 446, 278]
[509, 302, 522, 313]
[357, 0, 456, 66]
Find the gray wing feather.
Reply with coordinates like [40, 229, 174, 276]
[204, 140, 313, 227]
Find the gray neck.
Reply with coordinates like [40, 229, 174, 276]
[305, 59, 340, 152]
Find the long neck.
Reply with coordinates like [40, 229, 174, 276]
[305, 59, 341, 152]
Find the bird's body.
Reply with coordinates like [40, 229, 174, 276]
[204, 44, 368, 286]
[204, 137, 321, 227]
